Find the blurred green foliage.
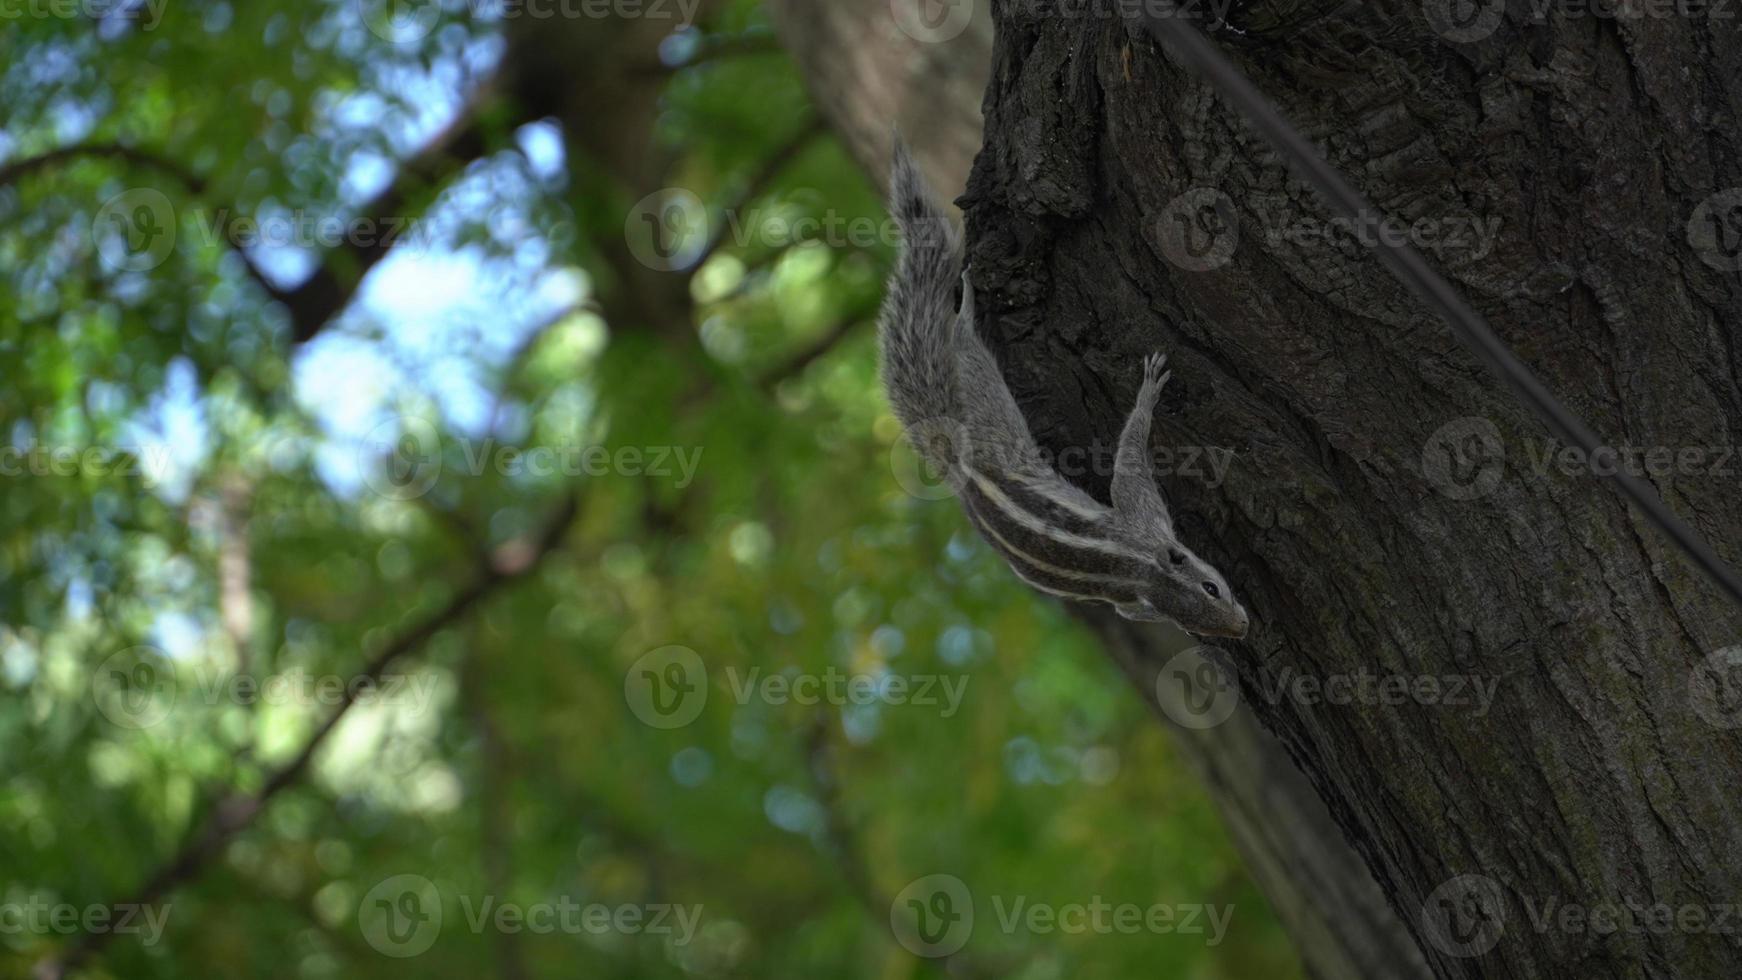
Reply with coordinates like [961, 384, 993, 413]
[0, 1, 1302, 977]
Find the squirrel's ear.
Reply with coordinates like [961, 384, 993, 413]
[958, 266, 976, 323]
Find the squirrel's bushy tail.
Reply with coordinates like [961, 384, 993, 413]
[879, 140, 964, 435]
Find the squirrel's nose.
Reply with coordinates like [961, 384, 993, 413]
[1231, 607, 1250, 638]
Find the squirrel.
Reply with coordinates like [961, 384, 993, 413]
[878, 141, 1249, 639]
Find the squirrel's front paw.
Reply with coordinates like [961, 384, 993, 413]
[1142, 352, 1172, 391]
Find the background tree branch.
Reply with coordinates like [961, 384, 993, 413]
[34, 493, 580, 980]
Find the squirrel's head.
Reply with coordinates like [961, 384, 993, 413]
[1117, 540, 1249, 638]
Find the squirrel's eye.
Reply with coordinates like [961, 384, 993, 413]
[1202, 581, 1220, 598]
[1168, 550, 1186, 566]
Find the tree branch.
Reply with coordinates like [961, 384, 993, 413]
[1, 141, 302, 317]
[282, 90, 499, 342]
[463, 638, 530, 980]
[757, 314, 868, 392]
[0, 142, 192, 189]
[1, 84, 503, 347]
[631, 31, 785, 75]
[694, 115, 827, 271]
[32, 492, 580, 980]
[215, 475, 254, 674]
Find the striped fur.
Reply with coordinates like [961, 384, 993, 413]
[960, 503, 1144, 605]
[965, 471, 1145, 564]
[959, 466, 1157, 604]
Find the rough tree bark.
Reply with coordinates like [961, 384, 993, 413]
[768, 2, 1433, 977]
[956, 2, 1742, 978]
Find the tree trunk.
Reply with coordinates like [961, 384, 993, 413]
[961, 2, 1742, 978]
[768, 2, 1434, 977]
